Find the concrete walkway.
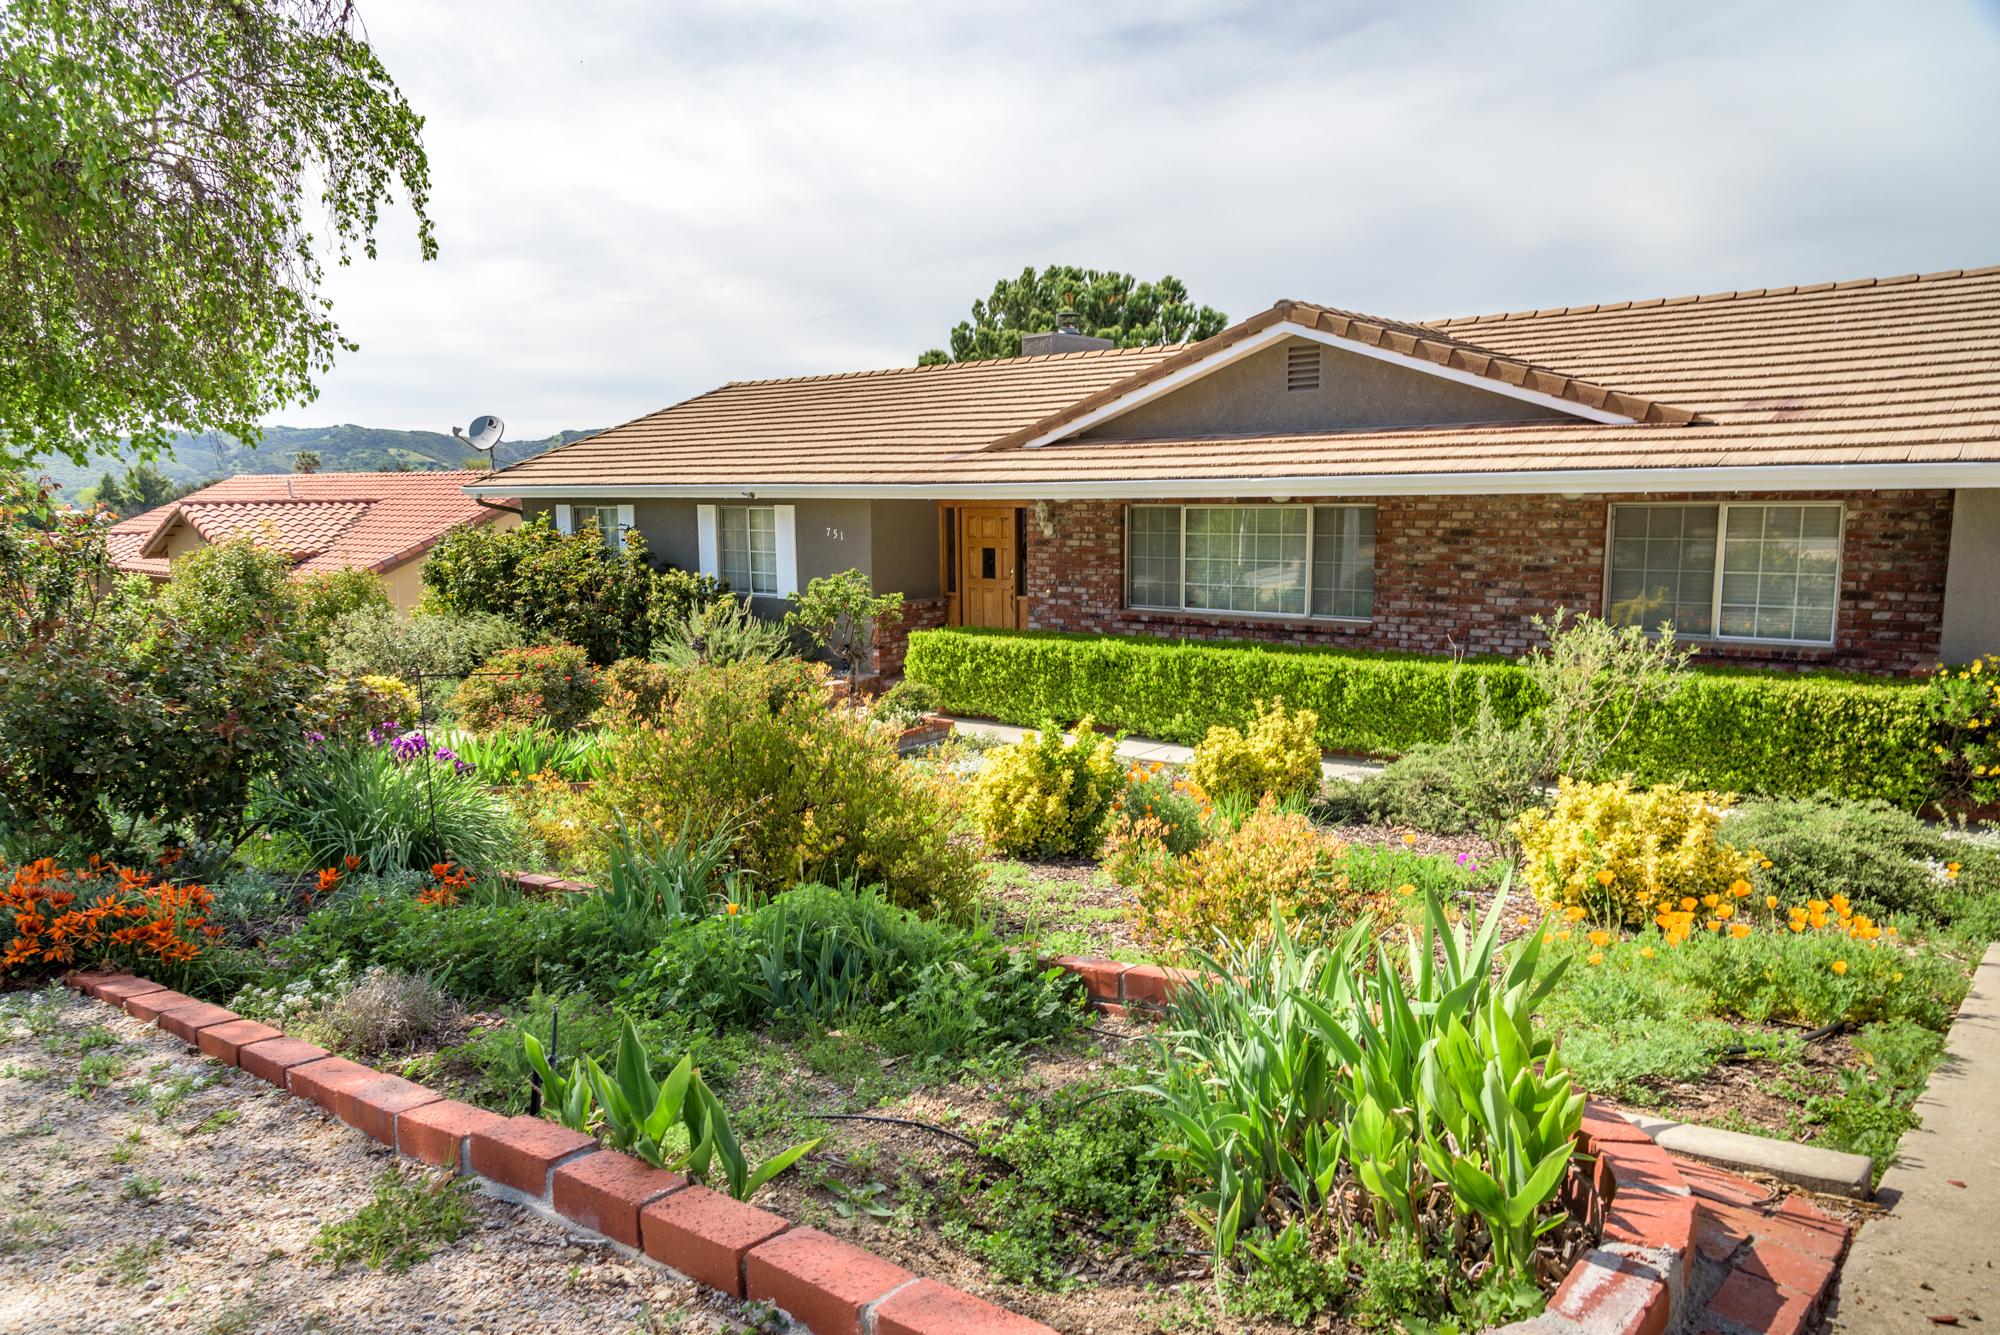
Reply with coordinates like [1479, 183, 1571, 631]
[1827, 942, 2000, 1332]
[943, 716, 1384, 784]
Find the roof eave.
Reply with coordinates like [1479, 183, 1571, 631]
[462, 459, 2000, 502]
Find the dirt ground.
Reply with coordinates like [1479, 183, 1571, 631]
[0, 986, 774, 1335]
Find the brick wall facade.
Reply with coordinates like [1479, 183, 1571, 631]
[872, 596, 949, 676]
[1022, 491, 1953, 675]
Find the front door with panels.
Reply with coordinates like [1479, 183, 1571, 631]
[958, 506, 1017, 628]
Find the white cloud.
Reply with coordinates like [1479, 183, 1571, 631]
[294, 0, 2000, 438]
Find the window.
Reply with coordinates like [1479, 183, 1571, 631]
[1606, 502, 1841, 644]
[572, 504, 624, 550]
[1126, 503, 1375, 620]
[718, 504, 778, 595]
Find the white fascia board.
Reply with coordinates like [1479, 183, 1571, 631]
[1018, 320, 1637, 449]
[464, 460, 2000, 502]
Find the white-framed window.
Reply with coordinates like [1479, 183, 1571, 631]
[553, 502, 634, 550]
[718, 504, 778, 595]
[1605, 502, 1842, 644]
[695, 503, 798, 598]
[1125, 503, 1375, 620]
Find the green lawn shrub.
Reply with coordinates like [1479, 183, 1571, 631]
[905, 628, 1937, 806]
[590, 661, 982, 915]
[451, 644, 603, 732]
[1728, 797, 2000, 932]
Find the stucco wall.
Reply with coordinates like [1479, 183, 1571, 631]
[1077, 338, 1573, 440]
[1942, 489, 2000, 662]
[1025, 491, 1953, 676]
[524, 496, 937, 609]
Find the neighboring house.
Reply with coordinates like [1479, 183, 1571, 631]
[106, 471, 518, 611]
[467, 266, 2000, 676]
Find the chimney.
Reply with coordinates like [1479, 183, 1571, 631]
[1020, 310, 1113, 357]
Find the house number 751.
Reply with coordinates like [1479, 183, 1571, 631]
[824, 527, 844, 541]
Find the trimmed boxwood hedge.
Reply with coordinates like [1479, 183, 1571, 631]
[904, 627, 1938, 808]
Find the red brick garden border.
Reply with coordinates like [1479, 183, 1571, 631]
[1045, 950, 1853, 1335]
[61, 969, 1054, 1335]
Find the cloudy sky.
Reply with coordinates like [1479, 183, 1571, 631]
[301, 0, 2000, 440]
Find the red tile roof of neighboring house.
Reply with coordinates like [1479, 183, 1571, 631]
[105, 471, 515, 579]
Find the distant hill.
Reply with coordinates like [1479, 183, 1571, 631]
[34, 424, 597, 495]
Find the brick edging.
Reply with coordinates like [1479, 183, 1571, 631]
[62, 970, 1055, 1335]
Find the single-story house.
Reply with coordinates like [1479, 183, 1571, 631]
[467, 265, 2000, 675]
[106, 470, 518, 611]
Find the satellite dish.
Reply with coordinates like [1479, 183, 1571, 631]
[453, 414, 505, 455]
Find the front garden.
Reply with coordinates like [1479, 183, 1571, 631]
[4, 481, 1997, 1333]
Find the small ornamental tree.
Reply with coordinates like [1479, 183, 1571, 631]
[784, 569, 903, 688]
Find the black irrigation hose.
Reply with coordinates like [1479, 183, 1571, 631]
[816, 1113, 983, 1152]
[1719, 1019, 1844, 1058]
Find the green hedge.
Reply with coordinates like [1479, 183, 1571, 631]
[904, 628, 1937, 808]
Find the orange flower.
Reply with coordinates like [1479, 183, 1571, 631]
[1594, 869, 1616, 887]
[1830, 959, 1849, 975]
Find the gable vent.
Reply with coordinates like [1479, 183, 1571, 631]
[1285, 342, 1322, 392]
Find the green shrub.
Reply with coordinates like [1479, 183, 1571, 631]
[1332, 842, 1493, 899]
[784, 568, 903, 686]
[253, 734, 523, 875]
[292, 568, 393, 653]
[1103, 767, 1206, 861]
[588, 662, 981, 915]
[1188, 697, 1322, 800]
[1925, 655, 2000, 807]
[650, 594, 790, 670]
[156, 537, 300, 643]
[325, 606, 523, 684]
[970, 719, 1125, 858]
[313, 675, 420, 742]
[451, 644, 603, 732]
[421, 514, 721, 664]
[904, 628, 1937, 807]
[1728, 797, 2000, 928]
[871, 679, 942, 729]
[593, 657, 680, 727]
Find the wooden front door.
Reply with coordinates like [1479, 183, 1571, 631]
[958, 506, 1017, 628]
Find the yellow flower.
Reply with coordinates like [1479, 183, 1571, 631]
[1789, 920, 1806, 933]
[1808, 899, 1828, 913]
[1830, 959, 1848, 975]
[1715, 903, 1735, 920]
[1729, 923, 1751, 939]
[1760, 860, 1774, 870]
[1401, 832, 1417, 847]
[1556, 929, 1572, 942]
[1892, 972, 1904, 983]
[1701, 894, 1720, 909]
[1595, 868, 1616, 887]
[1766, 895, 1779, 909]
[1640, 946, 1656, 959]
[1587, 952, 1604, 966]
[1729, 879, 1752, 897]
[1396, 882, 1415, 897]
[724, 902, 741, 916]
[1587, 929, 1612, 948]
[1565, 905, 1588, 921]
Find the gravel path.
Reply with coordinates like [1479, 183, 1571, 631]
[0, 986, 774, 1335]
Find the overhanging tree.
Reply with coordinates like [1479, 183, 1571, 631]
[0, 0, 434, 471]
[918, 265, 1227, 365]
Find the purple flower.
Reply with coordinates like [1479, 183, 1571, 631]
[304, 730, 326, 745]
[386, 730, 430, 763]
[454, 760, 474, 776]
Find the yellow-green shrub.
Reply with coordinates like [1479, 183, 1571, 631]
[314, 674, 421, 741]
[1515, 777, 1755, 926]
[1132, 796, 1361, 957]
[1188, 698, 1322, 801]
[970, 718, 1126, 858]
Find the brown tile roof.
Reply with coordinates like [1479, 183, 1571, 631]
[478, 265, 2000, 492]
[105, 471, 514, 579]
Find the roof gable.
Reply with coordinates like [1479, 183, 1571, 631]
[993, 300, 1698, 451]
[104, 471, 514, 579]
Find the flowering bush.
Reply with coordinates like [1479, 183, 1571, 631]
[1549, 892, 1964, 1031]
[1187, 697, 1321, 801]
[588, 661, 981, 915]
[1515, 777, 1755, 926]
[230, 958, 360, 1025]
[970, 718, 1126, 858]
[1131, 797, 1361, 956]
[312, 674, 421, 743]
[254, 730, 521, 874]
[0, 857, 221, 979]
[1925, 654, 2000, 807]
[1100, 766, 1207, 887]
[451, 643, 603, 732]
[593, 657, 680, 727]
[1727, 796, 1997, 928]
